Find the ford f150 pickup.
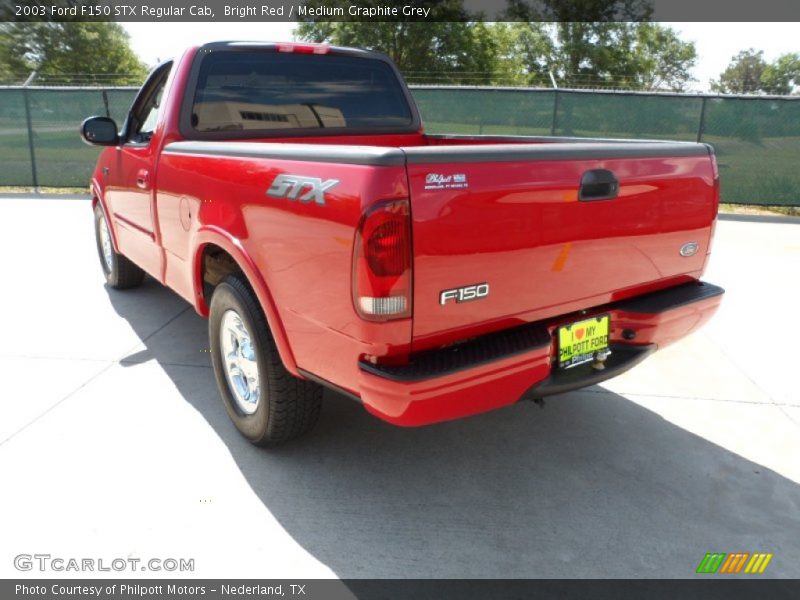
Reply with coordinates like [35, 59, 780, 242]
[81, 41, 724, 446]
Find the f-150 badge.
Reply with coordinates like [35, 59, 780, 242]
[267, 174, 339, 205]
[440, 282, 489, 305]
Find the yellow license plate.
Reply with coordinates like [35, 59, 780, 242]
[558, 315, 610, 368]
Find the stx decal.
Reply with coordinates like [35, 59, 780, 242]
[696, 552, 773, 574]
[267, 174, 339, 205]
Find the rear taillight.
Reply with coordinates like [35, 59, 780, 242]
[352, 199, 412, 321]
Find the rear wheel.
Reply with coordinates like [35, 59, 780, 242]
[209, 273, 322, 446]
[93, 204, 145, 289]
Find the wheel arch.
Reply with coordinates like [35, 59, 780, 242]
[192, 226, 300, 377]
[90, 178, 121, 254]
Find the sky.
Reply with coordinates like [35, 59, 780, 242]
[123, 22, 800, 91]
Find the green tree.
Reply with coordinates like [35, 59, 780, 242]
[505, 0, 654, 88]
[760, 53, 800, 95]
[711, 49, 767, 94]
[296, 1, 499, 85]
[494, 22, 695, 91]
[297, 0, 695, 91]
[0, 22, 148, 85]
[0, 34, 14, 81]
[501, 1, 694, 90]
[628, 23, 698, 91]
[491, 22, 555, 86]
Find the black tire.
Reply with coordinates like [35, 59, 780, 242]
[94, 204, 145, 289]
[209, 273, 322, 446]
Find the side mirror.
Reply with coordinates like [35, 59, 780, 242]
[80, 116, 119, 146]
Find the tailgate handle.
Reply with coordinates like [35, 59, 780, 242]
[579, 169, 619, 201]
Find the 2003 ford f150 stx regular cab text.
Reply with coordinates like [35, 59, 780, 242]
[81, 41, 724, 445]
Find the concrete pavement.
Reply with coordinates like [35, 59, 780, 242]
[0, 198, 797, 579]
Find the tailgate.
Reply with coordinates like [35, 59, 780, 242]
[404, 143, 718, 349]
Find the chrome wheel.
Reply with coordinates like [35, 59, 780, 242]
[98, 214, 113, 272]
[219, 309, 261, 415]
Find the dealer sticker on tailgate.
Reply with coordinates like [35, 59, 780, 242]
[558, 315, 610, 368]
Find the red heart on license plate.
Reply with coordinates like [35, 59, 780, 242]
[575, 328, 585, 340]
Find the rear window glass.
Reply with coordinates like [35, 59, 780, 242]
[190, 51, 414, 133]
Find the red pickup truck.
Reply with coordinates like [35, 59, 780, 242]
[81, 41, 723, 446]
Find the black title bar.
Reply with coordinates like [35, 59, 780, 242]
[3, 0, 800, 22]
[4, 579, 800, 600]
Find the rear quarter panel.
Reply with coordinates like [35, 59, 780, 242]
[155, 151, 411, 393]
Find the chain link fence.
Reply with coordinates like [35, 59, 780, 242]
[1, 85, 799, 205]
[414, 87, 800, 206]
[0, 86, 138, 187]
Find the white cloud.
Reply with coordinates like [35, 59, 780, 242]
[663, 22, 799, 90]
[123, 22, 297, 67]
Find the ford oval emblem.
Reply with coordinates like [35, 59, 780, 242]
[680, 242, 699, 257]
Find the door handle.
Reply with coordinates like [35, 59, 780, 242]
[579, 169, 619, 201]
[136, 169, 150, 190]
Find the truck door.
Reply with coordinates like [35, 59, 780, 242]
[104, 62, 172, 278]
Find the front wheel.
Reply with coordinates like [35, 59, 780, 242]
[209, 273, 322, 446]
[93, 204, 145, 289]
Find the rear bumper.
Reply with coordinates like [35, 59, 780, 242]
[357, 281, 724, 426]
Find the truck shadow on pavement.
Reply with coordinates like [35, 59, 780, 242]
[108, 280, 800, 579]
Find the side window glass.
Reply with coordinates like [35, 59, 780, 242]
[138, 85, 164, 141]
[128, 63, 171, 145]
